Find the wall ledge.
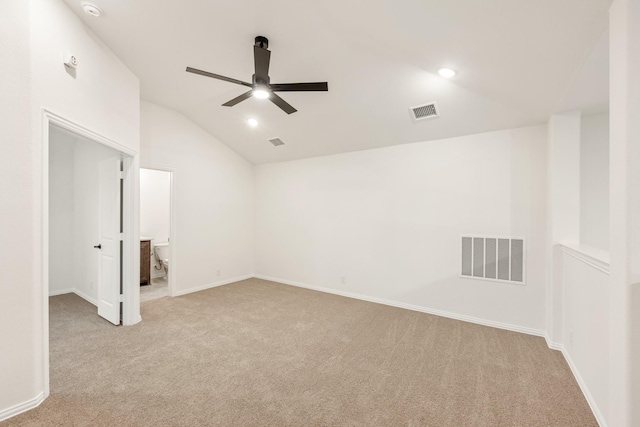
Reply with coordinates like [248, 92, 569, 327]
[0, 392, 46, 423]
[559, 244, 610, 274]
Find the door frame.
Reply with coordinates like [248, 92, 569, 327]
[40, 109, 140, 397]
[140, 164, 176, 297]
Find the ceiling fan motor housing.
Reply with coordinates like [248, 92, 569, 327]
[255, 36, 269, 49]
[252, 74, 270, 85]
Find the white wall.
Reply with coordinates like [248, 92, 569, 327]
[546, 108, 612, 426]
[140, 101, 254, 295]
[547, 112, 581, 245]
[0, 0, 38, 418]
[545, 111, 582, 345]
[49, 129, 75, 294]
[140, 169, 170, 244]
[580, 113, 609, 251]
[255, 126, 548, 332]
[559, 247, 610, 425]
[1, 0, 141, 420]
[546, 111, 611, 424]
[30, 0, 139, 151]
[609, 0, 640, 424]
[140, 168, 171, 278]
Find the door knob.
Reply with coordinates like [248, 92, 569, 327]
[93, 244, 102, 249]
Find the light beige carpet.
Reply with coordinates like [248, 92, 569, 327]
[4, 278, 596, 426]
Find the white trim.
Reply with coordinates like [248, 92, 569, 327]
[48, 288, 76, 297]
[544, 333, 563, 351]
[559, 244, 610, 274]
[173, 275, 253, 297]
[73, 289, 98, 307]
[560, 346, 608, 427]
[44, 109, 136, 157]
[140, 163, 177, 298]
[253, 274, 546, 338]
[40, 112, 51, 401]
[0, 392, 46, 422]
[121, 155, 141, 326]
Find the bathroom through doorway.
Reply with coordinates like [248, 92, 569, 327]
[140, 167, 174, 301]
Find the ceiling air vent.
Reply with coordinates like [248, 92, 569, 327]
[410, 102, 439, 121]
[268, 137, 285, 147]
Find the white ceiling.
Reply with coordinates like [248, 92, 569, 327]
[63, 0, 612, 164]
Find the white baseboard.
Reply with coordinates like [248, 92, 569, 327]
[0, 392, 45, 422]
[73, 289, 98, 306]
[253, 274, 546, 339]
[48, 288, 97, 306]
[174, 274, 253, 297]
[544, 334, 563, 351]
[560, 346, 607, 427]
[48, 288, 75, 296]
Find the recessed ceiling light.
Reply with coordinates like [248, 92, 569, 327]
[252, 87, 270, 99]
[81, 2, 102, 17]
[247, 118, 259, 127]
[438, 68, 457, 78]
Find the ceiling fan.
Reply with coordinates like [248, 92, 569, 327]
[186, 36, 328, 115]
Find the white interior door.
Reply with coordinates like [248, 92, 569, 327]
[97, 156, 122, 325]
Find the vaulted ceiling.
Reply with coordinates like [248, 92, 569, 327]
[63, 0, 612, 164]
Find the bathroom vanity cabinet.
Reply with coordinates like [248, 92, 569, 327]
[140, 239, 151, 286]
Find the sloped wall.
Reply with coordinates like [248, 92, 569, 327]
[140, 101, 254, 295]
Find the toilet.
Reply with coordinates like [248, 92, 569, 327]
[153, 242, 170, 276]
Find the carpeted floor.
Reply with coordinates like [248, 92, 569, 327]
[4, 278, 596, 426]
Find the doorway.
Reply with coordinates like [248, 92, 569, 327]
[48, 124, 126, 324]
[42, 110, 140, 398]
[139, 166, 174, 301]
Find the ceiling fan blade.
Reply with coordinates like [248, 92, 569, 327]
[270, 82, 328, 92]
[269, 93, 297, 114]
[253, 46, 271, 83]
[222, 90, 254, 107]
[186, 67, 252, 87]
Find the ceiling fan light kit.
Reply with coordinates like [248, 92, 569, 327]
[252, 87, 270, 99]
[186, 36, 328, 114]
[438, 67, 457, 78]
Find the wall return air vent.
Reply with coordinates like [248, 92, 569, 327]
[268, 137, 285, 147]
[410, 102, 439, 121]
[460, 235, 525, 284]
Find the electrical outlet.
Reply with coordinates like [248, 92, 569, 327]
[216, 269, 221, 277]
[340, 275, 346, 285]
[89, 281, 93, 290]
[569, 330, 574, 346]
